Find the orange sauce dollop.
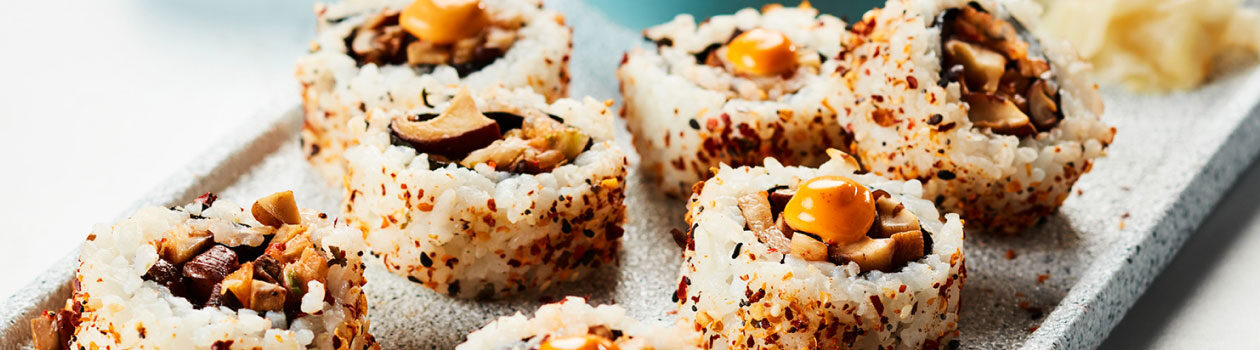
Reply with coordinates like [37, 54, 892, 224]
[783, 175, 875, 245]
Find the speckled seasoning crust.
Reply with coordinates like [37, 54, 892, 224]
[458, 297, 702, 349]
[29, 192, 376, 350]
[837, 0, 1115, 233]
[617, 3, 852, 197]
[297, 0, 573, 184]
[677, 150, 965, 349]
[341, 87, 627, 299]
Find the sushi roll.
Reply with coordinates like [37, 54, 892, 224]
[838, 0, 1115, 232]
[29, 192, 377, 350]
[617, 3, 852, 196]
[341, 86, 627, 298]
[676, 150, 965, 349]
[458, 297, 701, 350]
[298, 0, 572, 183]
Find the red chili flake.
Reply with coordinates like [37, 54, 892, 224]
[674, 277, 689, 303]
[870, 296, 884, 314]
[1005, 250, 1017, 260]
[1037, 274, 1050, 284]
[906, 76, 919, 89]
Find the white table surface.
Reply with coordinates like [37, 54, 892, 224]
[1, 1, 1255, 348]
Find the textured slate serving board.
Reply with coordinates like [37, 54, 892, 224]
[4, 0, 1260, 348]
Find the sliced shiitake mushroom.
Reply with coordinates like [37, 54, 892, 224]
[252, 191, 301, 228]
[350, 11, 406, 66]
[767, 187, 794, 215]
[870, 190, 921, 238]
[828, 237, 895, 272]
[944, 39, 1006, 93]
[1027, 79, 1061, 130]
[789, 232, 828, 261]
[964, 93, 1036, 137]
[736, 191, 790, 252]
[390, 88, 502, 159]
[890, 230, 926, 267]
[406, 41, 451, 66]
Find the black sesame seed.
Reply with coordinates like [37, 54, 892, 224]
[583, 229, 595, 238]
[688, 119, 700, 130]
[420, 253, 433, 267]
[732, 243, 743, 259]
[927, 114, 943, 125]
[937, 170, 956, 180]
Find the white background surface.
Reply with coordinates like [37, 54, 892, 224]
[0, 1, 1255, 348]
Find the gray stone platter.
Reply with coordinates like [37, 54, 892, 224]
[4, 0, 1260, 348]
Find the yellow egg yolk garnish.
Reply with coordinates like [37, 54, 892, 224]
[400, 0, 488, 45]
[725, 28, 798, 76]
[539, 334, 620, 350]
[784, 175, 875, 245]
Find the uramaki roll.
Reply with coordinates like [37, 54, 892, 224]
[617, 3, 851, 196]
[341, 87, 627, 298]
[298, 0, 572, 183]
[458, 297, 701, 350]
[29, 192, 376, 350]
[839, 0, 1115, 232]
[676, 150, 965, 349]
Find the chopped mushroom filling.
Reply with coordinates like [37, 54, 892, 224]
[136, 191, 345, 325]
[345, 0, 520, 76]
[390, 89, 592, 174]
[29, 191, 350, 350]
[736, 177, 932, 273]
[939, 5, 1064, 137]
